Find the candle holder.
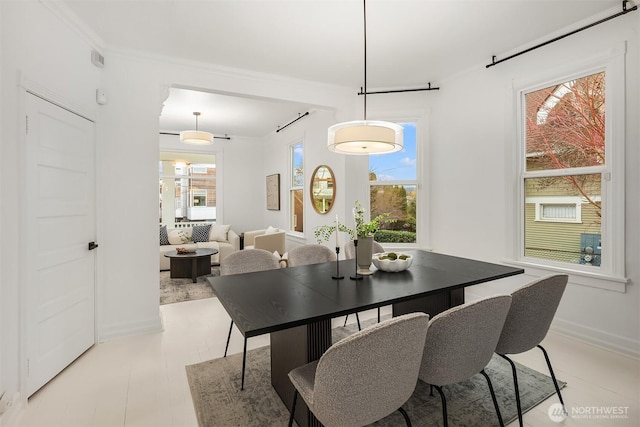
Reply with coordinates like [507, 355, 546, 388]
[332, 247, 344, 279]
[350, 239, 363, 281]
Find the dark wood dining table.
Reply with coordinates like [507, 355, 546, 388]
[209, 249, 524, 427]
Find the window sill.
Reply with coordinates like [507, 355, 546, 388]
[501, 259, 628, 293]
[285, 231, 307, 244]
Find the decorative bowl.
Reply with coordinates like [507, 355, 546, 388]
[372, 252, 413, 272]
[176, 244, 197, 254]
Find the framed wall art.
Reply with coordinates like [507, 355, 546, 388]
[266, 173, 280, 210]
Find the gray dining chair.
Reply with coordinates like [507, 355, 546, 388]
[419, 294, 512, 427]
[344, 239, 385, 327]
[286, 244, 336, 267]
[220, 248, 281, 390]
[288, 244, 365, 330]
[495, 274, 569, 427]
[288, 312, 430, 427]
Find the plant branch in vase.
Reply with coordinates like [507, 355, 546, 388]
[353, 200, 395, 275]
[176, 230, 197, 254]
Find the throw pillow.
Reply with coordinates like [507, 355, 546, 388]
[209, 224, 231, 242]
[168, 229, 191, 245]
[265, 225, 278, 234]
[191, 224, 212, 243]
[159, 225, 170, 246]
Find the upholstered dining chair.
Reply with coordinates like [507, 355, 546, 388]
[343, 239, 385, 327]
[288, 312, 430, 427]
[286, 244, 361, 330]
[495, 274, 569, 427]
[286, 244, 336, 267]
[419, 295, 512, 427]
[220, 248, 281, 390]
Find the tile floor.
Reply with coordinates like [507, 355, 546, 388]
[12, 297, 640, 427]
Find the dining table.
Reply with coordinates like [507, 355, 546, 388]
[209, 249, 524, 427]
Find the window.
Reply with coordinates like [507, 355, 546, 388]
[369, 122, 418, 244]
[159, 152, 217, 226]
[290, 142, 304, 233]
[517, 57, 625, 285]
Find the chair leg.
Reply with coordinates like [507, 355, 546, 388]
[397, 407, 412, 427]
[377, 307, 381, 322]
[224, 320, 234, 357]
[355, 312, 361, 331]
[343, 314, 349, 326]
[433, 385, 448, 427]
[538, 345, 567, 414]
[288, 390, 298, 427]
[240, 337, 248, 390]
[480, 369, 505, 427]
[499, 354, 523, 427]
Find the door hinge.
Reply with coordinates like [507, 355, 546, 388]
[25, 115, 29, 134]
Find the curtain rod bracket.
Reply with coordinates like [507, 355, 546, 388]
[487, 1, 637, 68]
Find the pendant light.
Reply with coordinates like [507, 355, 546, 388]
[180, 112, 214, 145]
[327, 0, 403, 155]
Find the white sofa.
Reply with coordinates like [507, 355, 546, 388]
[243, 227, 286, 256]
[159, 224, 240, 271]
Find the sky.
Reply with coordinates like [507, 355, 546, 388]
[369, 122, 417, 181]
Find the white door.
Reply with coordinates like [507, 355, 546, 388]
[25, 93, 97, 396]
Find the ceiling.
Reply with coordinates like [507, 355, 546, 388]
[60, 0, 622, 138]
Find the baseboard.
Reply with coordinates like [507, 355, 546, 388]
[98, 313, 163, 342]
[466, 288, 640, 359]
[551, 318, 640, 360]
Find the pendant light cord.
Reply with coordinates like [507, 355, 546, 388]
[363, 0, 367, 120]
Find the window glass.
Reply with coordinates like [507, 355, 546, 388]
[524, 174, 601, 265]
[522, 72, 604, 267]
[291, 142, 304, 232]
[526, 73, 605, 171]
[369, 123, 417, 243]
[159, 152, 217, 226]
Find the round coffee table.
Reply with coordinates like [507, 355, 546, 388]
[164, 248, 218, 283]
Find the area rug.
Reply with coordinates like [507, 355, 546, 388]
[186, 320, 566, 427]
[159, 267, 219, 305]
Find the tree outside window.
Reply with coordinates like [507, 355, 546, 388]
[369, 122, 417, 243]
[523, 72, 604, 266]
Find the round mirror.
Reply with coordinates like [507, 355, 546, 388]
[310, 165, 335, 214]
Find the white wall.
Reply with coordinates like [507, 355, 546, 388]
[425, 12, 639, 356]
[1, 3, 638, 410]
[259, 10, 640, 357]
[158, 132, 267, 234]
[1, 0, 101, 401]
[96, 49, 353, 340]
[0, 0, 354, 403]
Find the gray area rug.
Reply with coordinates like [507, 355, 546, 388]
[159, 267, 219, 305]
[186, 319, 566, 426]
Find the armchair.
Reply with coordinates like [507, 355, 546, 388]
[243, 226, 286, 256]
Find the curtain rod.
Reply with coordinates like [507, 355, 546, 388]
[487, 1, 637, 68]
[276, 112, 310, 133]
[159, 131, 231, 140]
[358, 82, 440, 95]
